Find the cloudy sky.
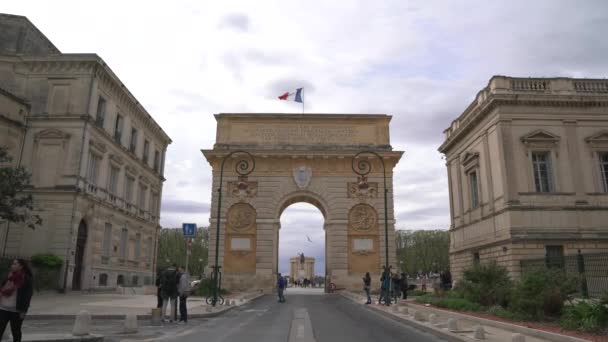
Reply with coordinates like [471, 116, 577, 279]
[8, 0, 608, 275]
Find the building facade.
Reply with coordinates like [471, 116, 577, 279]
[0, 14, 171, 290]
[289, 256, 315, 281]
[439, 76, 608, 282]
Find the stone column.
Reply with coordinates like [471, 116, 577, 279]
[325, 220, 348, 280]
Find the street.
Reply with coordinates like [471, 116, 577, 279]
[162, 291, 445, 342]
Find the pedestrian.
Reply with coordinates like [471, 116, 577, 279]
[160, 264, 178, 322]
[277, 273, 286, 303]
[155, 273, 162, 309]
[391, 273, 401, 303]
[362, 272, 372, 304]
[379, 267, 392, 304]
[177, 266, 190, 324]
[0, 259, 33, 342]
[400, 273, 408, 300]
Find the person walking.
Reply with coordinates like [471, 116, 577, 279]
[177, 266, 190, 324]
[277, 273, 286, 303]
[362, 272, 372, 304]
[391, 273, 401, 304]
[0, 259, 33, 342]
[155, 273, 162, 309]
[160, 264, 178, 322]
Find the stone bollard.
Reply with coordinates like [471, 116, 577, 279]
[512, 333, 525, 342]
[72, 310, 92, 336]
[474, 325, 485, 340]
[391, 305, 399, 313]
[428, 313, 439, 325]
[205, 306, 213, 313]
[124, 314, 138, 334]
[150, 308, 161, 326]
[447, 318, 458, 332]
[414, 310, 425, 322]
[398, 307, 408, 314]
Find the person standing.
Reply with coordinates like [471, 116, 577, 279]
[362, 272, 371, 304]
[277, 273, 286, 303]
[0, 259, 33, 342]
[160, 264, 178, 322]
[391, 273, 401, 304]
[400, 273, 408, 300]
[177, 266, 190, 324]
[155, 273, 162, 309]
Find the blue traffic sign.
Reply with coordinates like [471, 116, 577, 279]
[182, 223, 197, 238]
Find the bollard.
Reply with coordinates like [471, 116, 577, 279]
[474, 325, 485, 340]
[512, 333, 525, 342]
[447, 318, 458, 332]
[414, 310, 426, 321]
[72, 310, 92, 336]
[428, 313, 438, 325]
[124, 314, 138, 334]
[151, 308, 161, 326]
[391, 305, 399, 313]
[205, 306, 213, 313]
[398, 307, 408, 314]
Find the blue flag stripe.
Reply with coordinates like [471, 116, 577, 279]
[294, 88, 303, 103]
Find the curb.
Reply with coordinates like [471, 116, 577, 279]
[405, 302, 589, 342]
[21, 334, 103, 342]
[27, 292, 266, 321]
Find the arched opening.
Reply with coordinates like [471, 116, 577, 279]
[72, 219, 88, 290]
[98, 273, 108, 286]
[117, 274, 124, 286]
[278, 201, 326, 293]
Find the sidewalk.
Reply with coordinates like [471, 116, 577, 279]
[12, 291, 264, 342]
[341, 291, 592, 342]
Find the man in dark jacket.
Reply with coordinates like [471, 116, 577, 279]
[277, 273, 286, 303]
[160, 264, 178, 322]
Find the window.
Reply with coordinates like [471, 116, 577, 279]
[143, 140, 150, 164]
[532, 152, 553, 193]
[95, 97, 106, 127]
[114, 114, 123, 144]
[600, 152, 608, 192]
[129, 128, 138, 153]
[99, 274, 108, 286]
[120, 228, 128, 259]
[473, 252, 480, 265]
[147, 237, 154, 262]
[109, 166, 119, 194]
[150, 192, 159, 215]
[135, 233, 141, 260]
[138, 185, 147, 209]
[469, 171, 479, 209]
[117, 274, 124, 286]
[153, 150, 160, 173]
[87, 153, 101, 185]
[545, 245, 564, 269]
[125, 176, 135, 203]
[103, 223, 112, 257]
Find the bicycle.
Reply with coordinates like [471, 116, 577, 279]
[206, 294, 224, 305]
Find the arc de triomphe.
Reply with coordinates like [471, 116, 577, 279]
[202, 113, 403, 292]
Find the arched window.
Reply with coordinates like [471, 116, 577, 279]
[117, 274, 124, 286]
[99, 273, 108, 286]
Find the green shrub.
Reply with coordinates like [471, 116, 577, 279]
[487, 305, 528, 321]
[560, 301, 608, 332]
[415, 294, 482, 312]
[457, 262, 512, 307]
[509, 268, 578, 320]
[31, 254, 63, 269]
[410, 290, 427, 297]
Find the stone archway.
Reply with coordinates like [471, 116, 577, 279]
[202, 114, 403, 292]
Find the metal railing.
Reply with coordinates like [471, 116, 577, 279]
[520, 251, 608, 298]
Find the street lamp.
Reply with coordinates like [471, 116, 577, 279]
[352, 151, 391, 306]
[211, 150, 255, 306]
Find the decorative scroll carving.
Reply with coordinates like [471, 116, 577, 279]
[227, 203, 256, 232]
[227, 180, 258, 200]
[348, 204, 377, 232]
[347, 181, 378, 199]
[352, 250, 374, 256]
[229, 250, 251, 257]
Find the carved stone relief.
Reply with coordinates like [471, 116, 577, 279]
[347, 181, 378, 200]
[227, 181, 258, 201]
[227, 203, 256, 232]
[348, 204, 377, 232]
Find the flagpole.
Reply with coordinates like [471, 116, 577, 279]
[302, 88, 305, 114]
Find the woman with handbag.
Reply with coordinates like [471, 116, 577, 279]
[0, 259, 33, 342]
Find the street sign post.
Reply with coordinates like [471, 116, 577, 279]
[182, 224, 197, 273]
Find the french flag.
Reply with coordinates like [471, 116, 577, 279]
[278, 88, 303, 103]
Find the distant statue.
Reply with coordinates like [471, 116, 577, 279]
[300, 253, 305, 265]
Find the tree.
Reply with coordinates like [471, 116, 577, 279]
[0, 146, 41, 229]
[157, 227, 209, 277]
[395, 229, 450, 275]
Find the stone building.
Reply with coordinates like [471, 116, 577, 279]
[0, 14, 171, 290]
[439, 76, 608, 281]
[289, 256, 315, 282]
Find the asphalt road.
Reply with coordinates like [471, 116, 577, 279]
[168, 293, 445, 342]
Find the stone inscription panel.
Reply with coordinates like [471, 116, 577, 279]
[231, 238, 251, 250]
[353, 238, 373, 251]
[227, 123, 380, 146]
